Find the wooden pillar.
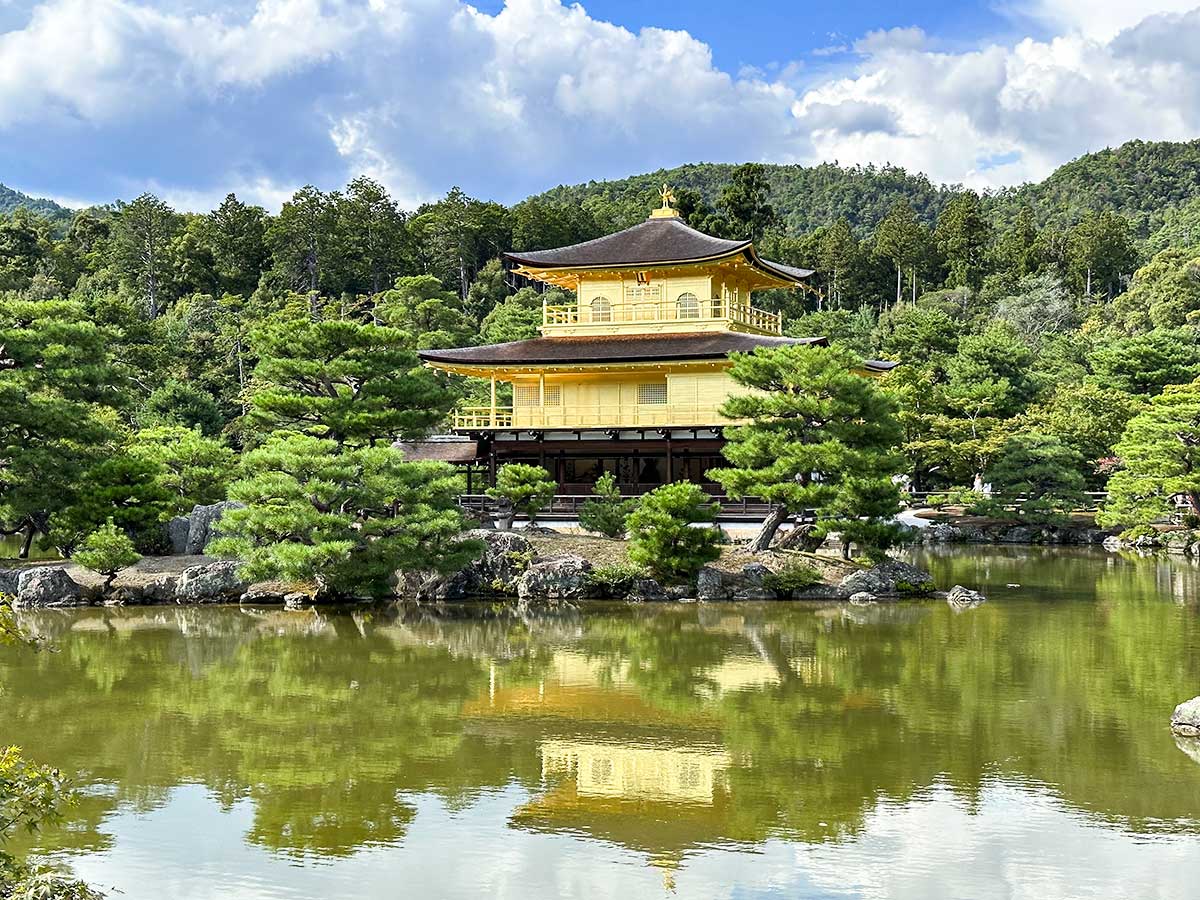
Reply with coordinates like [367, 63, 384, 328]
[666, 432, 673, 483]
[489, 373, 497, 428]
[488, 438, 497, 486]
[538, 372, 545, 429]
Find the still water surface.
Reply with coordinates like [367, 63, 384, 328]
[3, 546, 1200, 899]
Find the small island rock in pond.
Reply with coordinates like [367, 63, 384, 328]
[1171, 697, 1200, 737]
[838, 559, 934, 598]
[516, 555, 593, 607]
[946, 585, 988, 609]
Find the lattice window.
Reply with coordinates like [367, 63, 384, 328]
[637, 382, 668, 405]
[589, 296, 612, 322]
[514, 384, 560, 406]
[676, 292, 700, 318]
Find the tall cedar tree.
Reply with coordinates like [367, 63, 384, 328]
[109, 192, 181, 318]
[874, 200, 924, 305]
[211, 434, 477, 597]
[0, 298, 119, 557]
[249, 317, 452, 446]
[935, 191, 991, 290]
[711, 344, 904, 552]
[1099, 378, 1200, 527]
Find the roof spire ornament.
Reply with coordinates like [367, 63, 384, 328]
[650, 183, 680, 219]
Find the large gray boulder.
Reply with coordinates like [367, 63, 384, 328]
[184, 501, 245, 555]
[412, 529, 534, 600]
[516, 555, 593, 606]
[1171, 696, 1200, 737]
[15, 566, 84, 608]
[0, 568, 20, 596]
[174, 560, 248, 603]
[166, 516, 191, 555]
[838, 559, 934, 598]
[696, 564, 778, 601]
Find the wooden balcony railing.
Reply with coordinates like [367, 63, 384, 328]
[543, 297, 782, 335]
[453, 404, 737, 430]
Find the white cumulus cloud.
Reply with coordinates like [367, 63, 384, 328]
[0, 0, 1198, 210]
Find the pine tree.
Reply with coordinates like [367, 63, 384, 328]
[0, 298, 120, 557]
[626, 482, 721, 583]
[578, 472, 635, 538]
[710, 344, 904, 552]
[488, 463, 557, 527]
[211, 434, 477, 598]
[1099, 379, 1200, 527]
[74, 519, 142, 595]
[248, 315, 453, 446]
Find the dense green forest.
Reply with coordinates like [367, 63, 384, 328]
[3, 136, 1200, 562]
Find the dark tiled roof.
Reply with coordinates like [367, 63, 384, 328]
[419, 333, 829, 367]
[861, 359, 900, 373]
[393, 438, 481, 463]
[506, 217, 749, 269]
[505, 217, 814, 282]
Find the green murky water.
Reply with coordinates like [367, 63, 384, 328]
[3, 545, 1200, 899]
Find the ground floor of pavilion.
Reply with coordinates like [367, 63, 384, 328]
[396, 429, 773, 520]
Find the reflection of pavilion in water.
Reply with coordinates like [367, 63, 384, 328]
[462, 648, 777, 890]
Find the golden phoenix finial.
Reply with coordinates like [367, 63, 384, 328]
[660, 183, 676, 209]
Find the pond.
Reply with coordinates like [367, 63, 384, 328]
[3, 545, 1200, 899]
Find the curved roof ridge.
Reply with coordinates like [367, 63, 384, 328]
[506, 216, 752, 270]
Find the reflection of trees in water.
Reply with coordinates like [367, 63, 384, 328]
[5, 562, 1200, 865]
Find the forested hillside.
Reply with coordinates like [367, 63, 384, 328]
[0, 183, 71, 224]
[3, 137, 1200, 558]
[536, 138, 1200, 239]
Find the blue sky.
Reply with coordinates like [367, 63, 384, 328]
[0, 0, 1198, 211]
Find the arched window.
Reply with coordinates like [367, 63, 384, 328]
[676, 291, 700, 319]
[590, 296, 612, 322]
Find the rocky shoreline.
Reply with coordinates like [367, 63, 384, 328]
[1, 529, 941, 609]
[915, 520, 1114, 546]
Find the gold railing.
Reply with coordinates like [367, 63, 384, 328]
[543, 298, 782, 334]
[454, 404, 737, 430]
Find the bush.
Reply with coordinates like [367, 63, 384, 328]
[626, 482, 721, 583]
[1119, 524, 1159, 542]
[586, 562, 648, 596]
[925, 488, 985, 509]
[762, 560, 823, 597]
[73, 521, 141, 594]
[578, 472, 635, 538]
[488, 463, 556, 526]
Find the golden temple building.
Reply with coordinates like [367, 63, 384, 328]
[417, 187, 895, 501]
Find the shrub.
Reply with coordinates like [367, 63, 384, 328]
[578, 472, 635, 538]
[1119, 524, 1159, 542]
[488, 463, 556, 526]
[73, 520, 141, 595]
[762, 561, 823, 597]
[586, 562, 648, 596]
[626, 482, 721, 583]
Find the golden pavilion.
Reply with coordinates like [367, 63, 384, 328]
[416, 187, 895, 500]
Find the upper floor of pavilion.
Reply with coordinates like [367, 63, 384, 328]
[506, 186, 812, 338]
